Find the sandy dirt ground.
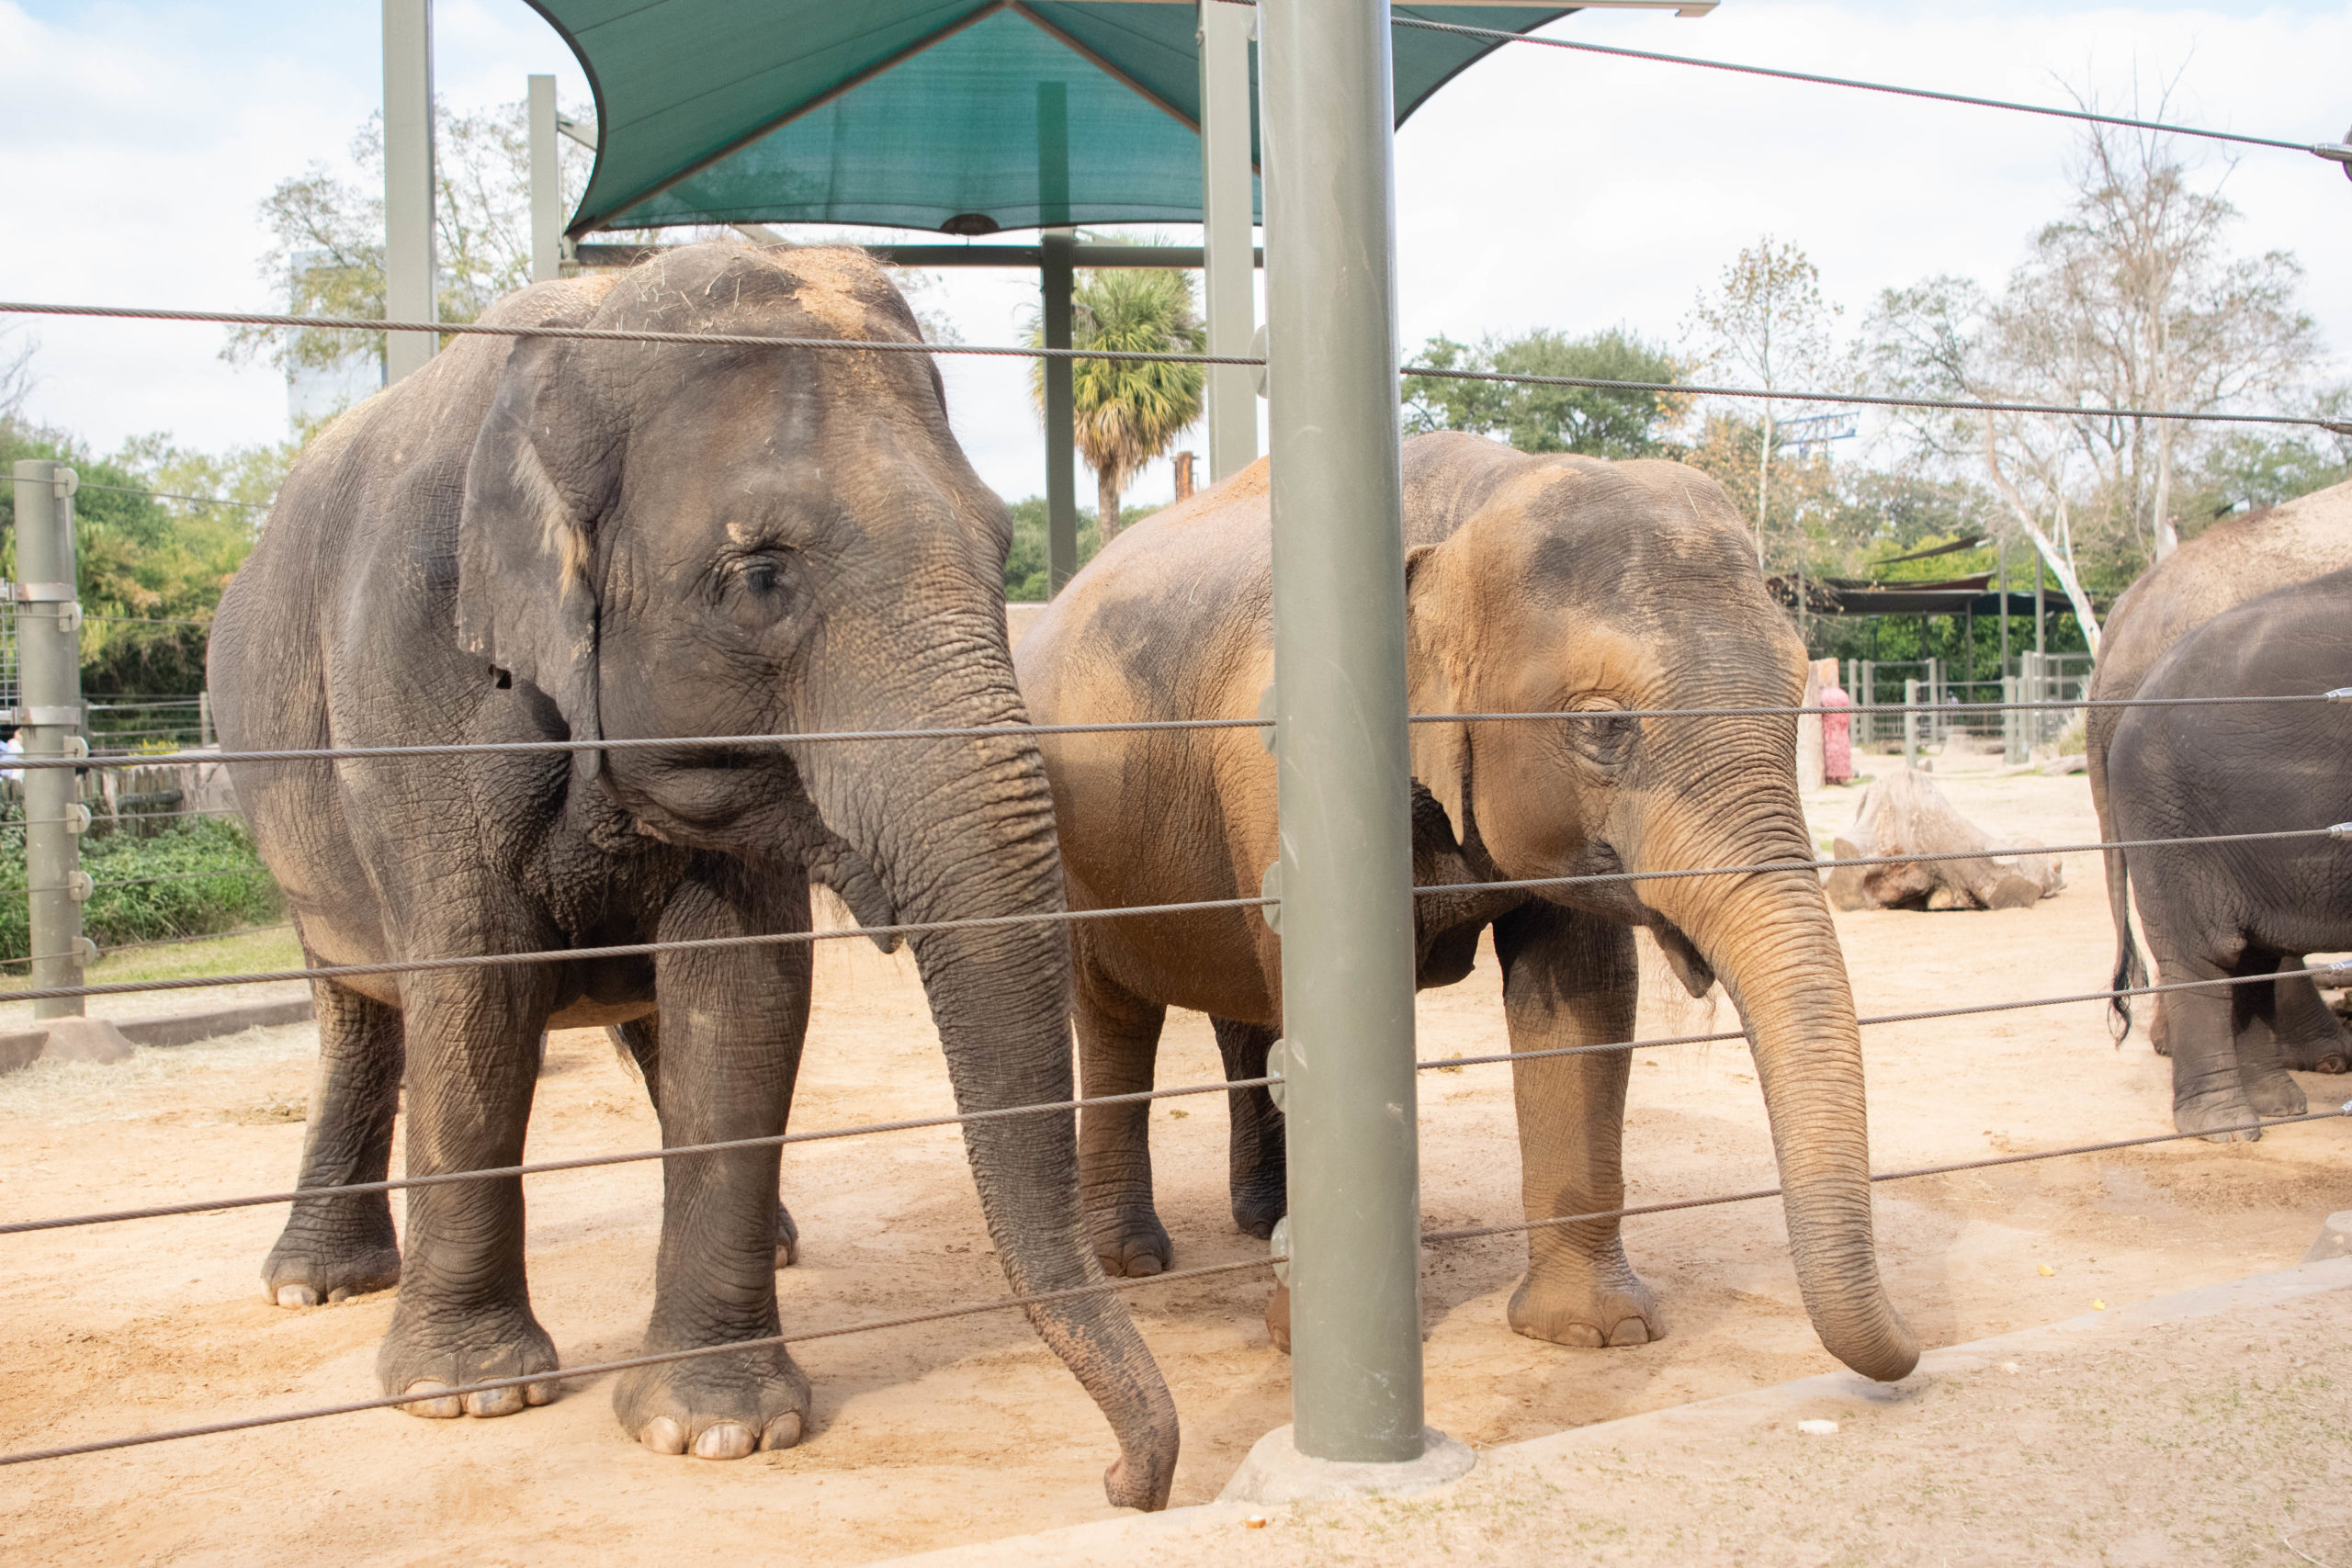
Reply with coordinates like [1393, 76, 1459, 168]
[4, 750, 2349, 1564]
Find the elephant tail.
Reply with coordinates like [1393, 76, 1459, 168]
[2107, 857, 2141, 1043]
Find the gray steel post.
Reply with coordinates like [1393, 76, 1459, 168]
[1903, 678, 1919, 772]
[1198, 0, 1260, 481]
[2034, 552, 2046, 657]
[383, 0, 437, 382]
[2003, 674, 2023, 764]
[14, 460, 86, 1020]
[1860, 659, 1875, 747]
[1261, 0, 1426, 1464]
[1041, 227, 1079, 594]
[527, 74, 561, 284]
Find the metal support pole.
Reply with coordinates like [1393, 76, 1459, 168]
[2034, 550, 2046, 657]
[1041, 227, 1079, 594]
[1198, 0, 1260, 481]
[1903, 678, 1919, 772]
[527, 74, 561, 284]
[2002, 674, 2022, 765]
[383, 0, 437, 382]
[1997, 536, 2010, 675]
[1860, 659, 1875, 747]
[14, 460, 86, 1020]
[1261, 0, 1426, 1466]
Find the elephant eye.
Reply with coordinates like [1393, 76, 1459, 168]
[744, 562, 780, 596]
[1567, 700, 1638, 767]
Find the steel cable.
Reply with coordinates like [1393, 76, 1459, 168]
[4, 688, 2345, 774]
[6, 961, 2342, 1239]
[6, 1104, 2342, 1469]
[1380, 8, 2352, 162]
[0, 824, 2335, 1007]
[1, 299, 2342, 435]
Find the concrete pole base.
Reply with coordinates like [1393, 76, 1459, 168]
[27, 1017, 135, 1066]
[1218, 1425, 1475, 1506]
[2306, 1212, 2352, 1263]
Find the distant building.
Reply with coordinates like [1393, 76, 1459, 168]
[287, 250, 385, 429]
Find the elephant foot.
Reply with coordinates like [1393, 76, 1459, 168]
[614, 1338, 809, 1460]
[262, 1208, 401, 1307]
[377, 1301, 560, 1417]
[1091, 1211, 1172, 1278]
[1230, 1188, 1284, 1243]
[2242, 1071, 2308, 1119]
[2174, 1092, 2263, 1144]
[1508, 1265, 1665, 1349]
[775, 1202, 799, 1269]
[2283, 1044, 2351, 1076]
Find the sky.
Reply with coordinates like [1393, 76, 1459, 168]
[0, 0, 2346, 510]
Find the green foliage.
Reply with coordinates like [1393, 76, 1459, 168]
[1029, 264, 1205, 533]
[0, 816, 282, 964]
[2179, 408, 2352, 536]
[1002, 498, 1165, 602]
[0, 424, 287, 694]
[1402, 328, 1681, 457]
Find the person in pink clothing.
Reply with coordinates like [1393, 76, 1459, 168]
[1821, 675, 1855, 784]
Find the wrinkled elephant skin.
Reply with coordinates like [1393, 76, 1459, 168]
[209, 243, 1177, 1508]
[1016, 434, 1918, 1385]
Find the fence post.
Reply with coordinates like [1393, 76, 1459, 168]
[1903, 678, 1919, 772]
[1247, 0, 1452, 1488]
[1860, 660, 1876, 748]
[2002, 674, 2023, 765]
[13, 459, 87, 1020]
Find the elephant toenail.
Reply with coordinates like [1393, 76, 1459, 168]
[275, 1284, 320, 1308]
[1607, 1319, 1651, 1347]
[762, 1413, 804, 1451]
[1126, 1255, 1163, 1278]
[463, 1385, 526, 1418]
[524, 1381, 556, 1407]
[692, 1423, 756, 1461]
[640, 1417, 687, 1455]
[400, 1381, 463, 1419]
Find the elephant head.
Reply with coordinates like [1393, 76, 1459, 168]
[1404, 456, 1918, 1383]
[452, 243, 1177, 1506]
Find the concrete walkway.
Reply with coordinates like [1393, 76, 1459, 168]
[887, 1258, 2352, 1567]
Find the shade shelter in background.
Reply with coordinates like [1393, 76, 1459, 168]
[432, 2, 1718, 588]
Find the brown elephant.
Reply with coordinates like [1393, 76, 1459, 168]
[1015, 433, 1918, 1385]
[2086, 478, 2352, 1070]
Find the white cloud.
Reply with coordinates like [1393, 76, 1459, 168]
[1, 0, 2344, 507]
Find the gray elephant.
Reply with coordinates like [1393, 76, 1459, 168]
[1014, 434, 1919, 1385]
[2108, 566, 2352, 1137]
[2087, 479, 2352, 1069]
[208, 243, 1177, 1507]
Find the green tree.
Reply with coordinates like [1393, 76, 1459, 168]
[1401, 327, 1682, 456]
[1030, 268, 1205, 541]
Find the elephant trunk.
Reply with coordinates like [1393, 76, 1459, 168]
[818, 719, 1180, 1509]
[1643, 852, 1919, 1383]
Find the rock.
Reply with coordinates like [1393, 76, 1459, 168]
[0, 1029, 47, 1075]
[2039, 752, 2088, 775]
[2306, 1212, 2352, 1263]
[1826, 768, 2064, 913]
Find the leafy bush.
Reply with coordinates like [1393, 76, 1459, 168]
[0, 815, 284, 964]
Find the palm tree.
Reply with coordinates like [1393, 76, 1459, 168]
[1031, 267, 1205, 540]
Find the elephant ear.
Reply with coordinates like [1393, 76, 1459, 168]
[457, 336, 616, 784]
[1404, 543, 1472, 847]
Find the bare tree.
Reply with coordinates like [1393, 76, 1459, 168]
[0, 328, 35, 431]
[1685, 238, 1841, 570]
[1867, 101, 2322, 648]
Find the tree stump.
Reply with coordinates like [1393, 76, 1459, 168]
[1826, 768, 2064, 912]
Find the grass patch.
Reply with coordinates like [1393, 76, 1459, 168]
[0, 815, 285, 964]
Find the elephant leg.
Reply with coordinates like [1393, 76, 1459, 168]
[1075, 954, 1171, 1277]
[1494, 900, 1663, 1348]
[612, 870, 814, 1460]
[2232, 952, 2310, 1118]
[2271, 964, 2350, 1075]
[1210, 1017, 1286, 1240]
[2161, 945, 2270, 1142]
[262, 977, 404, 1306]
[611, 1015, 797, 1267]
[376, 959, 561, 1418]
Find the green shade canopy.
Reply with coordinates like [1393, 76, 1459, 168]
[528, 2, 1576, 236]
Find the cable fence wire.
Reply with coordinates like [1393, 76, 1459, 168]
[6, 1102, 2344, 1470]
[8, 957, 2344, 1239]
[1377, 7, 2352, 163]
[4, 688, 2346, 774]
[4, 299, 2346, 434]
[0, 822, 2335, 1007]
